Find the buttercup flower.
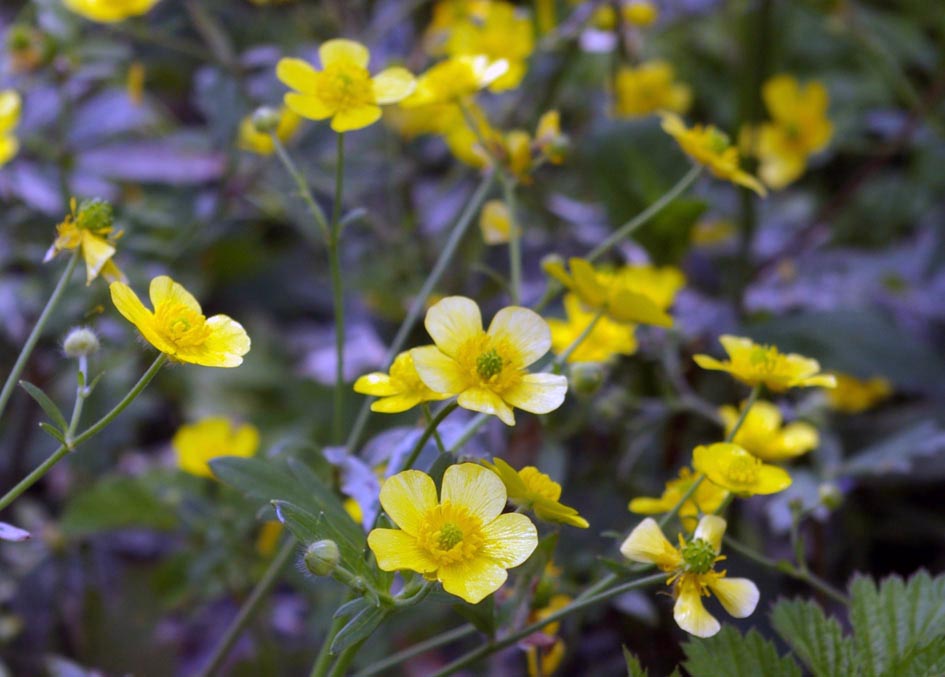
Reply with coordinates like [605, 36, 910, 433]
[720, 400, 818, 462]
[483, 457, 589, 528]
[693, 335, 836, 392]
[0, 90, 21, 167]
[64, 0, 161, 22]
[623, 0, 659, 26]
[402, 56, 508, 107]
[614, 61, 691, 118]
[277, 39, 416, 132]
[661, 113, 766, 196]
[367, 463, 538, 604]
[629, 466, 729, 530]
[548, 293, 637, 363]
[825, 372, 891, 414]
[411, 296, 568, 426]
[353, 350, 450, 413]
[693, 443, 792, 496]
[110, 276, 251, 367]
[172, 417, 259, 479]
[238, 107, 302, 155]
[620, 515, 759, 637]
[44, 198, 125, 285]
[480, 199, 515, 245]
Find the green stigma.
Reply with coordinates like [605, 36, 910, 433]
[76, 198, 114, 234]
[437, 523, 463, 550]
[706, 128, 731, 154]
[476, 348, 504, 380]
[681, 538, 717, 574]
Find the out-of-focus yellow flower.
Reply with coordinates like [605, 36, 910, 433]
[615, 61, 691, 118]
[343, 498, 363, 525]
[693, 442, 792, 496]
[412, 296, 568, 426]
[402, 56, 508, 107]
[825, 372, 892, 414]
[480, 199, 516, 244]
[367, 463, 538, 604]
[629, 466, 729, 531]
[690, 218, 736, 248]
[694, 335, 836, 392]
[535, 110, 567, 165]
[353, 350, 451, 413]
[64, 0, 161, 22]
[458, 109, 566, 182]
[172, 417, 259, 479]
[525, 593, 571, 676]
[277, 39, 416, 133]
[255, 521, 284, 556]
[720, 400, 818, 463]
[548, 293, 637, 363]
[44, 198, 125, 285]
[661, 113, 766, 196]
[752, 74, 832, 190]
[623, 0, 659, 26]
[237, 107, 302, 155]
[0, 90, 21, 167]
[543, 258, 681, 326]
[483, 457, 589, 528]
[110, 276, 251, 367]
[126, 61, 145, 106]
[621, 515, 759, 637]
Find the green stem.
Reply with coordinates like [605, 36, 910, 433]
[500, 176, 522, 305]
[422, 403, 448, 455]
[329, 132, 347, 445]
[270, 135, 331, 242]
[553, 308, 605, 369]
[310, 590, 354, 677]
[0, 249, 80, 422]
[399, 402, 459, 476]
[0, 353, 167, 512]
[65, 355, 89, 443]
[327, 638, 366, 677]
[197, 537, 297, 677]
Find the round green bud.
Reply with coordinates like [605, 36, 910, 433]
[63, 327, 100, 358]
[251, 106, 282, 135]
[76, 198, 114, 234]
[818, 482, 843, 510]
[569, 362, 605, 396]
[304, 540, 340, 576]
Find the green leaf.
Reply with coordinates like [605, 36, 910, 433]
[39, 422, 67, 444]
[770, 598, 856, 677]
[19, 381, 68, 432]
[891, 637, 945, 677]
[59, 476, 177, 535]
[623, 645, 649, 677]
[683, 627, 802, 677]
[451, 594, 496, 638]
[330, 604, 389, 654]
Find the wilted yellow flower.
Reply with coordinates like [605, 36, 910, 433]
[693, 442, 792, 496]
[277, 39, 415, 132]
[629, 466, 729, 530]
[353, 351, 450, 413]
[367, 463, 538, 604]
[825, 372, 892, 414]
[548, 293, 637, 363]
[483, 457, 589, 528]
[64, 0, 161, 22]
[621, 515, 759, 638]
[614, 61, 691, 118]
[402, 56, 508, 107]
[237, 107, 302, 155]
[753, 74, 833, 189]
[661, 113, 766, 196]
[0, 90, 21, 167]
[525, 593, 571, 676]
[694, 335, 836, 392]
[412, 296, 568, 426]
[720, 400, 818, 462]
[173, 417, 259, 479]
[110, 276, 251, 367]
[623, 0, 659, 26]
[44, 198, 125, 285]
[480, 199, 515, 244]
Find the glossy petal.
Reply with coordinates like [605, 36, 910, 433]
[284, 93, 334, 120]
[569, 258, 606, 306]
[372, 67, 416, 104]
[502, 373, 568, 415]
[182, 315, 250, 367]
[674, 580, 721, 638]
[458, 387, 515, 425]
[0, 135, 18, 166]
[479, 512, 538, 567]
[440, 463, 507, 524]
[709, 577, 759, 619]
[487, 307, 551, 366]
[79, 232, 116, 285]
[411, 346, 468, 394]
[353, 373, 399, 397]
[276, 57, 318, 93]
[378, 469, 437, 536]
[693, 515, 727, 553]
[150, 275, 201, 314]
[438, 557, 508, 604]
[330, 104, 382, 132]
[619, 518, 682, 570]
[109, 282, 176, 355]
[425, 296, 483, 357]
[607, 289, 673, 326]
[319, 39, 369, 69]
[367, 528, 438, 573]
[371, 393, 423, 413]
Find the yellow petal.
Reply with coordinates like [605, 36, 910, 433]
[367, 528, 438, 573]
[485, 457, 530, 498]
[533, 500, 590, 528]
[378, 469, 437, 536]
[607, 289, 673, 326]
[542, 259, 572, 287]
[440, 463, 507, 524]
[411, 346, 467, 394]
[150, 275, 201, 314]
[371, 393, 424, 413]
[109, 281, 176, 356]
[502, 373, 568, 415]
[709, 577, 759, 619]
[762, 75, 799, 124]
[0, 135, 19, 167]
[285, 93, 333, 120]
[569, 258, 606, 306]
[479, 512, 538, 567]
[458, 387, 515, 425]
[179, 315, 249, 368]
[79, 232, 116, 285]
[276, 57, 318, 93]
[372, 67, 416, 104]
[319, 39, 370, 69]
[693, 514, 727, 553]
[438, 556, 508, 604]
[230, 423, 260, 458]
[627, 496, 671, 514]
[425, 296, 483, 357]
[619, 518, 682, 570]
[353, 372, 398, 397]
[331, 104, 382, 132]
[674, 577, 721, 637]
[776, 422, 819, 459]
[487, 307, 551, 367]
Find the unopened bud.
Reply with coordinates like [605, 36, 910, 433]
[63, 327, 100, 358]
[569, 362, 605, 396]
[251, 106, 282, 135]
[818, 482, 843, 510]
[304, 539, 340, 576]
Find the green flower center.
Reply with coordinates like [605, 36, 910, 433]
[155, 302, 211, 349]
[76, 198, 114, 235]
[724, 456, 760, 486]
[317, 63, 373, 111]
[681, 538, 717, 574]
[476, 348, 504, 380]
[705, 128, 731, 154]
[436, 523, 464, 550]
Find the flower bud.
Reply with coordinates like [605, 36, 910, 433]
[76, 198, 114, 234]
[818, 482, 843, 510]
[569, 362, 604, 396]
[251, 106, 282, 135]
[63, 327, 100, 358]
[304, 539, 340, 576]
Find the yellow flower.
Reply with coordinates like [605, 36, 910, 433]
[411, 296, 568, 426]
[661, 113, 766, 196]
[548, 293, 637, 363]
[109, 276, 251, 367]
[542, 257, 680, 326]
[44, 198, 125, 285]
[255, 521, 284, 556]
[63, 0, 161, 22]
[480, 199, 516, 245]
[172, 416, 259, 479]
[237, 107, 302, 155]
[623, 0, 659, 26]
[719, 400, 818, 463]
[525, 593, 571, 676]
[534, 110, 567, 165]
[353, 350, 451, 413]
[693, 442, 792, 496]
[614, 61, 691, 118]
[690, 218, 736, 248]
[629, 466, 729, 531]
[367, 463, 538, 604]
[825, 372, 892, 414]
[753, 74, 832, 189]
[620, 515, 759, 637]
[693, 335, 836, 392]
[483, 457, 589, 528]
[402, 56, 509, 107]
[277, 39, 416, 133]
[0, 90, 21, 166]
